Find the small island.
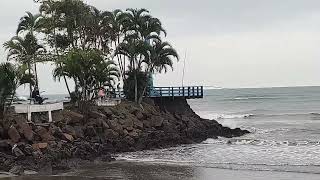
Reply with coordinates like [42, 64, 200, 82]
[0, 0, 249, 175]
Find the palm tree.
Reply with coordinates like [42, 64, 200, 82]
[0, 62, 34, 118]
[17, 12, 43, 87]
[123, 8, 166, 41]
[3, 34, 45, 98]
[93, 60, 120, 91]
[137, 39, 179, 103]
[53, 49, 120, 104]
[101, 9, 126, 77]
[115, 38, 150, 103]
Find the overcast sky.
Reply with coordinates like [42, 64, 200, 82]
[1, 0, 320, 95]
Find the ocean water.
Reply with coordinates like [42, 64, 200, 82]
[115, 86, 320, 177]
[4, 86, 320, 179]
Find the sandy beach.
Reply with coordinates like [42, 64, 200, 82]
[2, 161, 320, 180]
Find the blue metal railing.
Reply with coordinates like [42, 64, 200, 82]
[112, 86, 204, 99]
[149, 86, 203, 99]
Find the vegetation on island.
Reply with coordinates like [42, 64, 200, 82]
[0, 0, 179, 116]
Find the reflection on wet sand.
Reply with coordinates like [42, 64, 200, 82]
[66, 161, 196, 180]
[3, 161, 320, 180]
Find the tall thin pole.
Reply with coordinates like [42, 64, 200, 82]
[182, 50, 187, 87]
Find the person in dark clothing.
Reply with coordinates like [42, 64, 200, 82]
[31, 87, 44, 104]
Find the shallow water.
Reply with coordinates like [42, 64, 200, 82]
[5, 86, 320, 179]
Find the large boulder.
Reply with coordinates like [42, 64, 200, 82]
[32, 143, 48, 150]
[105, 129, 119, 140]
[84, 125, 97, 137]
[122, 119, 134, 131]
[36, 127, 54, 142]
[65, 111, 84, 124]
[0, 140, 10, 150]
[108, 120, 123, 134]
[101, 108, 113, 117]
[49, 125, 63, 139]
[62, 125, 76, 137]
[12, 146, 25, 157]
[8, 127, 21, 143]
[9, 165, 24, 175]
[128, 129, 140, 138]
[149, 116, 164, 127]
[16, 119, 34, 141]
[132, 118, 143, 129]
[62, 133, 74, 142]
[89, 111, 107, 119]
[74, 126, 84, 139]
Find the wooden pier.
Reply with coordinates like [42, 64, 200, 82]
[149, 86, 203, 99]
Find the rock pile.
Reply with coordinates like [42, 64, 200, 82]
[0, 98, 249, 175]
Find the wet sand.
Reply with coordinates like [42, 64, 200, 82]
[2, 161, 320, 180]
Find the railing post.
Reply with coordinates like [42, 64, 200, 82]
[172, 87, 174, 98]
[197, 86, 199, 97]
[201, 86, 203, 97]
[160, 87, 162, 97]
[188, 87, 190, 98]
[192, 87, 195, 98]
[183, 87, 185, 97]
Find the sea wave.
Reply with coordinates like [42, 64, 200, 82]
[116, 155, 320, 175]
[200, 113, 254, 120]
[227, 96, 279, 101]
[202, 138, 320, 147]
[199, 112, 320, 120]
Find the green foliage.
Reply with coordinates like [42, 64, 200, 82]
[123, 69, 148, 101]
[53, 49, 120, 102]
[0, 62, 34, 118]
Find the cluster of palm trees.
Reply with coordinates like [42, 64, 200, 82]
[2, 0, 179, 108]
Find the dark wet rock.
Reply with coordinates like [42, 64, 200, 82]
[38, 162, 52, 175]
[12, 146, 25, 158]
[8, 127, 21, 143]
[36, 127, 54, 142]
[122, 119, 134, 131]
[105, 129, 119, 140]
[0, 126, 4, 139]
[149, 116, 164, 127]
[32, 143, 48, 150]
[9, 165, 24, 175]
[101, 154, 115, 162]
[101, 108, 113, 117]
[0, 140, 10, 150]
[108, 120, 123, 134]
[23, 144, 34, 155]
[74, 126, 84, 139]
[62, 125, 76, 137]
[132, 118, 143, 129]
[64, 111, 84, 124]
[84, 125, 97, 137]
[89, 111, 106, 119]
[16, 119, 34, 141]
[49, 124, 63, 137]
[62, 133, 74, 142]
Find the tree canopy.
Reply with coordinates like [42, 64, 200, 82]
[3, 0, 179, 108]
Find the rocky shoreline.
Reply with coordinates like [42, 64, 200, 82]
[0, 98, 249, 175]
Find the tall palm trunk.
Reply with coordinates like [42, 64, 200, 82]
[134, 71, 138, 103]
[33, 55, 39, 87]
[30, 30, 39, 88]
[28, 62, 32, 99]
